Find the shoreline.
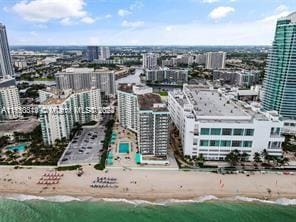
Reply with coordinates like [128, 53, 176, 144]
[1, 192, 296, 206]
[1, 166, 296, 204]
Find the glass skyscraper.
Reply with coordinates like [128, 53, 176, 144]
[0, 23, 14, 78]
[263, 12, 296, 118]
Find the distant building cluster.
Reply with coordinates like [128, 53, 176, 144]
[161, 52, 226, 69]
[86, 46, 111, 61]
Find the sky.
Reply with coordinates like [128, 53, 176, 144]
[0, 0, 295, 46]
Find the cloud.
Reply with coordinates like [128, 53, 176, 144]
[118, 9, 131, 17]
[8, 5, 289, 46]
[165, 26, 175, 32]
[261, 5, 290, 23]
[60, 17, 73, 26]
[118, 1, 143, 17]
[11, 0, 95, 25]
[129, 1, 144, 10]
[80, 16, 95, 24]
[202, 0, 219, 3]
[209, 6, 235, 20]
[105, 14, 112, 19]
[121, 20, 144, 29]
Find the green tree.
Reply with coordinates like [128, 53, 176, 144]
[225, 149, 240, 166]
[253, 152, 261, 163]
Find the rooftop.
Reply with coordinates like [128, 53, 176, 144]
[57, 67, 114, 74]
[41, 88, 99, 105]
[189, 89, 247, 117]
[137, 93, 167, 112]
[171, 85, 270, 121]
[117, 83, 134, 93]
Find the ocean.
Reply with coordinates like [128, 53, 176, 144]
[0, 195, 296, 222]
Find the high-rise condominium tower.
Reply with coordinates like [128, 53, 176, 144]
[205, 52, 226, 69]
[100, 46, 110, 60]
[86, 46, 99, 61]
[263, 12, 296, 118]
[0, 23, 14, 78]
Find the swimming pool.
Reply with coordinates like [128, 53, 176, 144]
[6, 144, 26, 152]
[119, 142, 130, 153]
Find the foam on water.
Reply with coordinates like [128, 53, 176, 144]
[1, 194, 296, 206]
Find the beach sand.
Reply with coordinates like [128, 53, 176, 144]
[0, 166, 296, 201]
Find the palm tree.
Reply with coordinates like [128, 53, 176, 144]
[253, 152, 261, 163]
[196, 154, 205, 167]
[261, 149, 269, 163]
[278, 157, 289, 166]
[241, 152, 250, 162]
[225, 150, 240, 166]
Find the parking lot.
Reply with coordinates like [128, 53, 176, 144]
[58, 125, 106, 166]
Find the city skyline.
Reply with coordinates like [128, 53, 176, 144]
[0, 0, 295, 46]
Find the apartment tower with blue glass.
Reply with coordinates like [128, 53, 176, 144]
[263, 12, 296, 118]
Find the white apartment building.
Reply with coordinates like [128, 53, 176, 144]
[0, 84, 22, 120]
[100, 46, 110, 60]
[117, 84, 152, 133]
[206, 52, 226, 69]
[145, 67, 188, 84]
[137, 94, 170, 157]
[142, 53, 158, 69]
[117, 84, 169, 157]
[168, 85, 284, 160]
[39, 88, 101, 145]
[213, 69, 260, 87]
[55, 67, 115, 96]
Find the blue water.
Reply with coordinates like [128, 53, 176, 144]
[119, 142, 129, 153]
[6, 144, 26, 152]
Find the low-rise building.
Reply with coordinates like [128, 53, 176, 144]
[168, 84, 284, 160]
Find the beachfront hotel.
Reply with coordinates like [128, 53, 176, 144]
[168, 84, 285, 160]
[39, 88, 101, 145]
[117, 84, 170, 157]
[55, 67, 115, 96]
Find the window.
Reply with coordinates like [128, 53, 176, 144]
[243, 141, 252, 148]
[245, 129, 254, 136]
[193, 138, 198, 146]
[270, 127, 281, 136]
[210, 140, 220, 147]
[220, 140, 231, 147]
[233, 128, 244, 136]
[210, 128, 221, 135]
[222, 128, 232, 135]
[200, 140, 209, 146]
[231, 140, 242, 147]
[200, 128, 210, 135]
